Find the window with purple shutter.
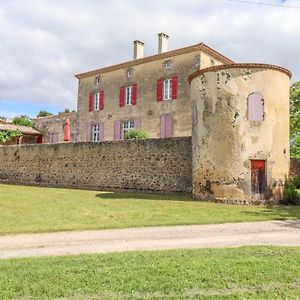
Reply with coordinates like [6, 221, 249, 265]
[160, 115, 173, 138]
[114, 121, 121, 140]
[134, 119, 141, 129]
[248, 92, 264, 121]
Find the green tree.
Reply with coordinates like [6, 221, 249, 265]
[290, 82, 300, 158]
[58, 108, 75, 115]
[0, 130, 22, 143]
[11, 115, 34, 127]
[0, 116, 6, 122]
[37, 110, 53, 118]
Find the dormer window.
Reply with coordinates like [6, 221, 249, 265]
[164, 60, 172, 71]
[95, 76, 101, 84]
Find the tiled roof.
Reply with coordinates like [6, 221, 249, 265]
[0, 123, 41, 135]
[75, 42, 234, 79]
[188, 63, 292, 84]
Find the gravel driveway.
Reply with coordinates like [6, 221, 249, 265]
[0, 220, 299, 259]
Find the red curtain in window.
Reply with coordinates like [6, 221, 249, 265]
[157, 79, 163, 102]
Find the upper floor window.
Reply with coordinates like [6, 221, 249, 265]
[164, 60, 172, 71]
[91, 124, 100, 142]
[248, 92, 264, 121]
[119, 83, 137, 107]
[127, 69, 133, 78]
[157, 76, 178, 102]
[163, 79, 172, 100]
[89, 91, 104, 112]
[125, 86, 133, 106]
[95, 76, 101, 84]
[94, 92, 100, 110]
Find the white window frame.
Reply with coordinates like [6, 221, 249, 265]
[164, 60, 172, 70]
[122, 120, 134, 138]
[127, 69, 133, 78]
[94, 92, 100, 110]
[163, 78, 172, 100]
[91, 124, 100, 142]
[125, 86, 133, 106]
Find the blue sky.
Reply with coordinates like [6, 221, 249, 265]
[0, 0, 299, 119]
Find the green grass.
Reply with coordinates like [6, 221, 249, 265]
[0, 184, 299, 235]
[0, 246, 299, 299]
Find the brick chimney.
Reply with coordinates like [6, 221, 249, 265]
[133, 40, 144, 60]
[158, 33, 169, 54]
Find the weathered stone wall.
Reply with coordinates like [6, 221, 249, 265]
[0, 137, 192, 192]
[190, 64, 291, 202]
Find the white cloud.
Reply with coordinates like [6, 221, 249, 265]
[0, 0, 299, 114]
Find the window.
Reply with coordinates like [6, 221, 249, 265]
[210, 58, 215, 66]
[91, 124, 100, 142]
[95, 76, 101, 84]
[123, 120, 134, 138]
[127, 69, 133, 78]
[164, 60, 172, 70]
[251, 160, 266, 195]
[94, 92, 100, 110]
[160, 115, 173, 138]
[163, 78, 172, 100]
[125, 86, 133, 106]
[248, 92, 264, 121]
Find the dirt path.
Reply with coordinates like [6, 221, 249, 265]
[0, 220, 299, 259]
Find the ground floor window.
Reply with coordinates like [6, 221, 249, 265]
[49, 133, 58, 144]
[122, 120, 134, 138]
[91, 124, 100, 142]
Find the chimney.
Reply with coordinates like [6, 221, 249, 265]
[133, 40, 144, 60]
[158, 33, 169, 54]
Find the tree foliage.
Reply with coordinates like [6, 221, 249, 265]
[0, 130, 22, 143]
[124, 129, 149, 140]
[11, 115, 33, 127]
[37, 110, 53, 118]
[58, 108, 75, 115]
[290, 82, 300, 158]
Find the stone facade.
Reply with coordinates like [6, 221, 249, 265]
[75, 41, 231, 142]
[33, 112, 77, 143]
[0, 138, 192, 192]
[190, 64, 291, 202]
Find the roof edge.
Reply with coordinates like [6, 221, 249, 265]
[188, 63, 292, 84]
[75, 43, 234, 79]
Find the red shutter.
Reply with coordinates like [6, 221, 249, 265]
[132, 83, 137, 105]
[119, 86, 125, 107]
[172, 76, 178, 100]
[89, 92, 94, 112]
[100, 91, 104, 110]
[157, 79, 163, 102]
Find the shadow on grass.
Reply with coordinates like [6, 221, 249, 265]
[95, 191, 194, 202]
[242, 205, 300, 220]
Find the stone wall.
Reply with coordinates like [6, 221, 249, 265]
[0, 137, 192, 192]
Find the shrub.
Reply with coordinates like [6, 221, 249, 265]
[292, 175, 300, 189]
[281, 180, 300, 205]
[124, 129, 149, 140]
[0, 130, 22, 143]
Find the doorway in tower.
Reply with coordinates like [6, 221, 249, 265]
[251, 160, 266, 196]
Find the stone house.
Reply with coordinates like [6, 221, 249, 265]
[75, 33, 233, 142]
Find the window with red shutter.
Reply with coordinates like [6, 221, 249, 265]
[157, 79, 163, 102]
[89, 92, 94, 112]
[172, 76, 178, 99]
[119, 86, 125, 107]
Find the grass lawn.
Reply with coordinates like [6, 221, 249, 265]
[0, 184, 299, 235]
[0, 246, 299, 299]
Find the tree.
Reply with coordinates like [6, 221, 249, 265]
[58, 108, 75, 115]
[37, 110, 53, 118]
[290, 82, 300, 158]
[11, 115, 34, 127]
[0, 130, 22, 143]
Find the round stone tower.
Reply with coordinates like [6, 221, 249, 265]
[189, 63, 291, 203]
